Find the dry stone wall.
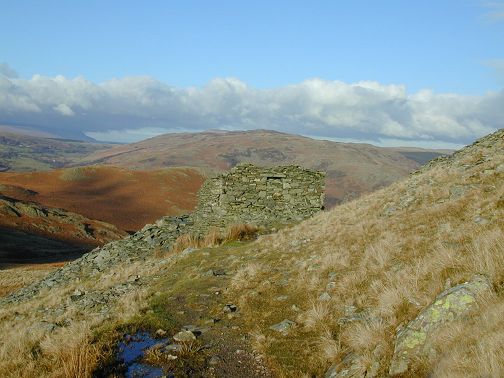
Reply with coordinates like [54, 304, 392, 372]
[192, 163, 325, 232]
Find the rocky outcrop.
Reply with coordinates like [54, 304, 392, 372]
[389, 275, 493, 376]
[0, 195, 126, 245]
[0, 215, 192, 306]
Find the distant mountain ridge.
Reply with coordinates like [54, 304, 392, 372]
[0, 130, 113, 172]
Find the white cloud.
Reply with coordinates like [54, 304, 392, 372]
[0, 71, 502, 147]
[53, 103, 75, 116]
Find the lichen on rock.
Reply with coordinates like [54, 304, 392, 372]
[389, 274, 493, 376]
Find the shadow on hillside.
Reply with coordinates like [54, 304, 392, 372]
[0, 227, 90, 269]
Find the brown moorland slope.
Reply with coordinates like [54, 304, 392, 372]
[81, 129, 448, 207]
[0, 195, 126, 248]
[0, 166, 205, 231]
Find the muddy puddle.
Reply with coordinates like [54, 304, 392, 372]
[117, 331, 170, 378]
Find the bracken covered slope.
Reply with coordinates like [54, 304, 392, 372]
[0, 195, 126, 247]
[0, 129, 501, 377]
[0, 166, 205, 231]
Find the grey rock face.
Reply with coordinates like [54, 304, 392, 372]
[389, 274, 493, 376]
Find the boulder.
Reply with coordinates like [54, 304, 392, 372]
[389, 274, 493, 376]
[173, 330, 196, 342]
[269, 319, 296, 334]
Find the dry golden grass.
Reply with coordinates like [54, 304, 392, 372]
[39, 322, 102, 378]
[0, 256, 169, 377]
[170, 223, 259, 253]
[0, 264, 59, 298]
[170, 233, 204, 254]
[225, 223, 259, 241]
[222, 133, 504, 376]
[203, 226, 223, 247]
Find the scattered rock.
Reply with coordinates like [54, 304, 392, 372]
[325, 344, 383, 378]
[449, 184, 474, 199]
[209, 355, 220, 365]
[319, 292, 331, 301]
[223, 304, 237, 313]
[473, 216, 489, 225]
[164, 344, 181, 352]
[328, 272, 337, 280]
[70, 289, 85, 302]
[127, 275, 140, 282]
[269, 319, 296, 334]
[173, 330, 196, 342]
[212, 269, 227, 276]
[155, 329, 167, 337]
[182, 325, 206, 336]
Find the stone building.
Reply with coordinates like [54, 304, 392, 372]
[193, 163, 325, 231]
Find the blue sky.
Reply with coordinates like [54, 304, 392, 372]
[2, 0, 503, 93]
[0, 0, 503, 146]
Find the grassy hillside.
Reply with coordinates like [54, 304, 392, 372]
[0, 130, 501, 377]
[0, 166, 205, 231]
[80, 129, 448, 207]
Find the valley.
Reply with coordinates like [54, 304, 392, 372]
[0, 166, 205, 231]
[0, 129, 114, 172]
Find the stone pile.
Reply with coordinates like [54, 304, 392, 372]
[193, 163, 325, 232]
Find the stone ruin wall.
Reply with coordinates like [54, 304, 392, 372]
[192, 163, 325, 232]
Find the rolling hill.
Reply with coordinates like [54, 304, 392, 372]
[80, 129, 449, 207]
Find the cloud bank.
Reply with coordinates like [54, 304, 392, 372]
[0, 71, 502, 147]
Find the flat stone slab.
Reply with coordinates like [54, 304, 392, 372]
[269, 319, 296, 334]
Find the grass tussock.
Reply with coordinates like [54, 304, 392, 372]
[0, 264, 58, 298]
[170, 223, 259, 254]
[225, 223, 259, 241]
[39, 323, 102, 378]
